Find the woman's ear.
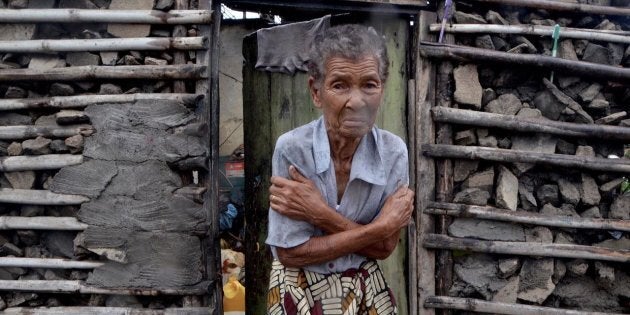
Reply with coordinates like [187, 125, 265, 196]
[308, 76, 322, 108]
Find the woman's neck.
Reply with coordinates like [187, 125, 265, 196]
[327, 130, 361, 163]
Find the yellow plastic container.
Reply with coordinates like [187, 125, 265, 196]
[223, 276, 245, 315]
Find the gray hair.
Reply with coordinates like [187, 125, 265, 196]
[308, 24, 389, 85]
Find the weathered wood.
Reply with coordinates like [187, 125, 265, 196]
[0, 37, 206, 53]
[172, 0, 190, 94]
[0, 258, 101, 269]
[0, 9, 212, 24]
[0, 280, 206, 295]
[420, 42, 630, 82]
[432, 107, 630, 141]
[429, 24, 630, 45]
[0, 125, 93, 140]
[0, 189, 89, 206]
[424, 296, 624, 315]
[0, 216, 87, 230]
[406, 77, 418, 315]
[423, 144, 630, 174]
[415, 10, 437, 315]
[3, 307, 211, 315]
[426, 201, 630, 232]
[469, 0, 630, 16]
[0, 154, 82, 172]
[0, 93, 202, 111]
[0, 65, 206, 81]
[424, 234, 630, 263]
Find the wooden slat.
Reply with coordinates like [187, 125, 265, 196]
[0, 93, 202, 111]
[423, 234, 630, 263]
[0, 125, 93, 140]
[0, 216, 87, 230]
[0, 280, 206, 295]
[0, 155, 82, 171]
[423, 144, 630, 174]
[0, 9, 212, 24]
[426, 201, 630, 232]
[0, 37, 206, 53]
[469, 0, 630, 16]
[0, 258, 101, 269]
[3, 307, 211, 315]
[0, 65, 206, 81]
[425, 296, 624, 315]
[432, 107, 630, 141]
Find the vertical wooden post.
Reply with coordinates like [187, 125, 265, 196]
[415, 10, 437, 315]
[172, 0, 190, 94]
[407, 78, 417, 315]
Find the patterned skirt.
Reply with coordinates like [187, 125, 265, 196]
[267, 260, 397, 315]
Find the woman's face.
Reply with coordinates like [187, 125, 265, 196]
[310, 55, 384, 139]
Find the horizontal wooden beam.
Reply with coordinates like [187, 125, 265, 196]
[426, 201, 630, 232]
[0, 9, 212, 24]
[429, 24, 630, 45]
[469, 0, 630, 17]
[422, 144, 630, 174]
[424, 296, 623, 315]
[0, 125, 93, 140]
[432, 107, 630, 141]
[0, 216, 87, 230]
[3, 307, 212, 315]
[423, 234, 630, 263]
[0, 65, 207, 81]
[0, 280, 207, 295]
[0, 93, 202, 111]
[0, 37, 206, 53]
[420, 42, 630, 82]
[0, 155, 83, 172]
[0, 258, 101, 269]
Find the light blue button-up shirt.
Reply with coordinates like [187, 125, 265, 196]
[266, 116, 409, 274]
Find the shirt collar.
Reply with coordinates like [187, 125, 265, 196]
[312, 117, 386, 186]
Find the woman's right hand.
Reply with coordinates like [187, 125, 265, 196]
[375, 186, 414, 234]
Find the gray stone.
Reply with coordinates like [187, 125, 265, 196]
[609, 195, 630, 219]
[534, 90, 566, 120]
[66, 52, 100, 66]
[105, 295, 142, 308]
[594, 262, 615, 285]
[608, 43, 624, 66]
[50, 160, 117, 198]
[100, 52, 118, 66]
[454, 11, 486, 24]
[495, 166, 518, 211]
[144, 56, 168, 66]
[556, 139, 576, 155]
[107, 0, 153, 38]
[559, 40, 579, 61]
[454, 254, 507, 300]
[49, 83, 75, 96]
[485, 93, 522, 115]
[17, 230, 38, 246]
[491, 36, 509, 51]
[540, 204, 579, 217]
[0, 24, 36, 41]
[511, 134, 557, 174]
[155, 0, 174, 10]
[58, 0, 98, 8]
[4, 86, 27, 99]
[475, 35, 495, 50]
[498, 258, 521, 278]
[50, 139, 69, 153]
[553, 260, 567, 284]
[566, 259, 589, 276]
[525, 227, 553, 243]
[462, 168, 495, 192]
[56, 110, 89, 125]
[582, 43, 612, 65]
[580, 206, 602, 218]
[485, 10, 508, 25]
[620, 119, 630, 127]
[595, 111, 627, 125]
[28, 55, 65, 70]
[518, 186, 537, 211]
[0, 243, 23, 257]
[578, 83, 602, 102]
[42, 232, 76, 259]
[554, 276, 622, 312]
[64, 135, 84, 154]
[123, 55, 141, 65]
[557, 178, 580, 205]
[28, 0, 56, 8]
[536, 184, 559, 206]
[22, 137, 51, 155]
[476, 129, 489, 139]
[448, 218, 525, 241]
[99, 83, 123, 94]
[454, 160, 479, 182]
[453, 188, 490, 206]
[595, 238, 630, 251]
[35, 114, 58, 126]
[20, 205, 44, 217]
[600, 177, 624, 193]
[518, 258, 555, 304]
[454, 129, 477, 146]
[575, 145, 595, 157]
[516, 108, 543, 118]
[454, 64, 483, 109]
[580, 174, 601, 206]
[542, 79, 593, 123]
[4, 171, 36, 189]
[478, 136, 498, 148]
[588, 99, 609, 111]
[7, 142, 22, 156]
[481, 88, 496, 106]
[492, 276, 519, 303]
[511, 36, 537, 53]
[8, 0, 28, 8]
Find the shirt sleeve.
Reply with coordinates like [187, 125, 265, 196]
[382, 144, 410, 210]
[265, 143, 316, 249]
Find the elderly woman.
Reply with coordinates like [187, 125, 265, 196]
[266, 24, 414, 315]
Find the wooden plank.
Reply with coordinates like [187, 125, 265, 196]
[425, 296, 625, 315]
[0, 189, 89, 206]
[0, 65, 206, 81]
[0, 280, 206, 295]
[469, 0, 630, 16]
[432, 106, 630, 141]
[406, 78, 418, 315]
[415, 10, 437, 315]
[0, 258, 101, 269]
[424, 234, 630, 263]
[0, 93, 201, 111]
[3, 307, 211, 315]
[0, 125, 93, 140]
[0, 216, 87, 230]
[423, 144, 630, 174]
[0, 154, 82, 172]
[0, 37, 206, 53]
[426, 201, 630, 232]
[0, 9, 212, 24]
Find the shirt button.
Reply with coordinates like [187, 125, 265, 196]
[328, 263, 334, 269]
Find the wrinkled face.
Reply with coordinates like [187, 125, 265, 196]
[310, 56, 384, 139]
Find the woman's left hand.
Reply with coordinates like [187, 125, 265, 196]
[269, 165, 330, 224]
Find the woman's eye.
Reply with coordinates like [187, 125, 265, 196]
[331, 83, 346, 90]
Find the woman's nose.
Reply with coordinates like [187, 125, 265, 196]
[345, 88, 366, 108]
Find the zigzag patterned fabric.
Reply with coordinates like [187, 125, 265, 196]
[267, 260, 397, 315]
